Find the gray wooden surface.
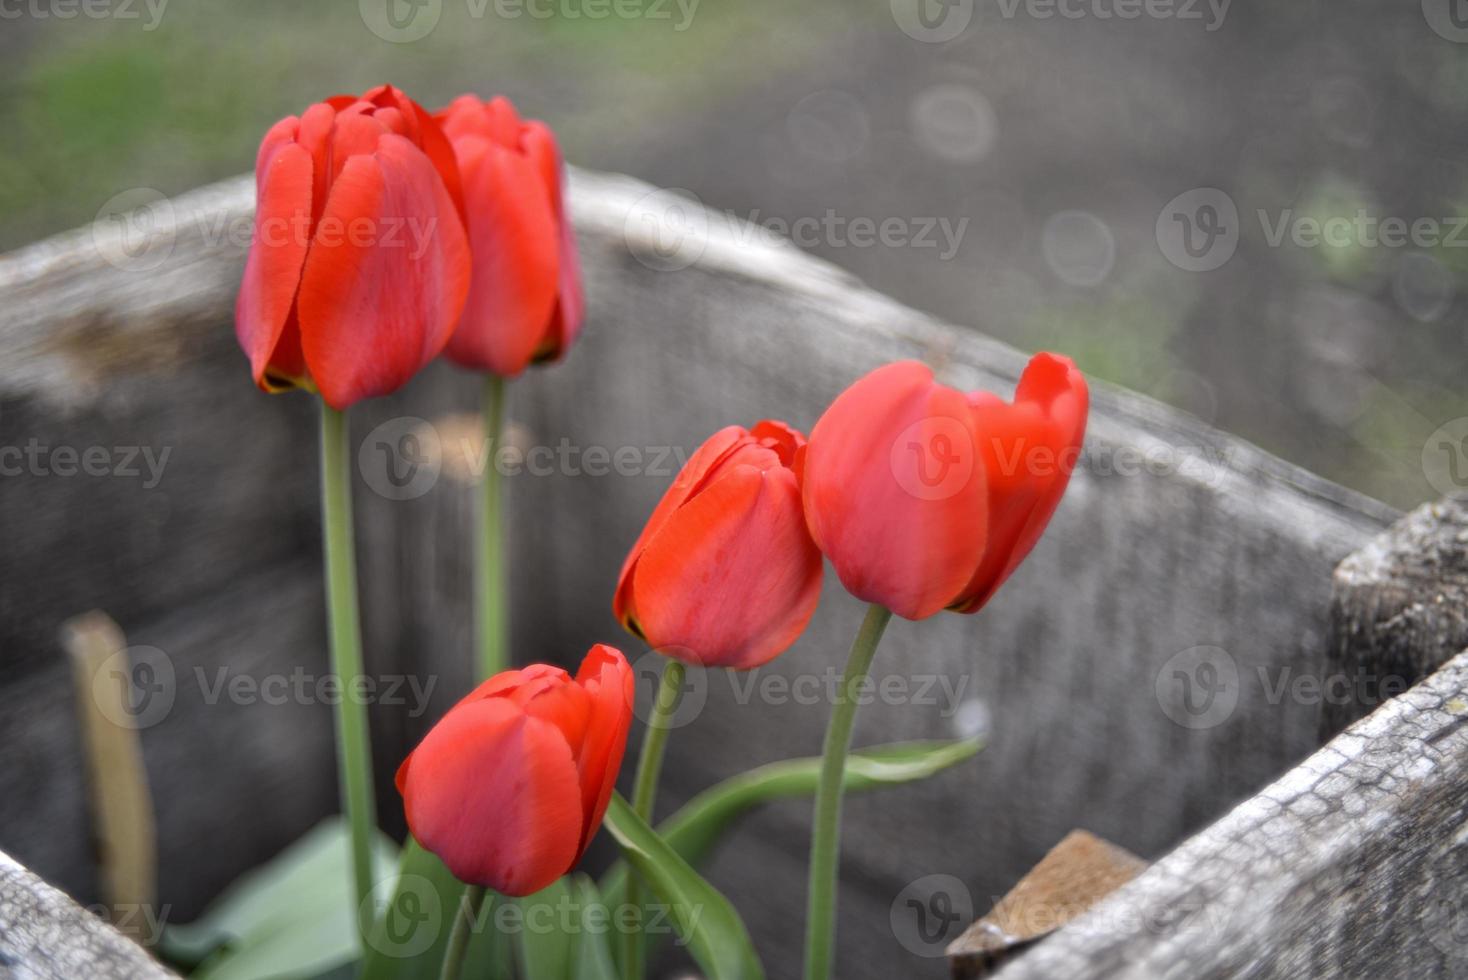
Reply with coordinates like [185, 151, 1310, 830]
[1324, 496, 1468, 737]
[992, 647, 1468, 980]
[0, 848, 176, 979]
[0, 168, 1400, 977]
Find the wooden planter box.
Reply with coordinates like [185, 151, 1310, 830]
[1, 168, 1464, 979]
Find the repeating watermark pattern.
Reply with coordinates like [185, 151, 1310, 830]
[363, 877, 695, 958]
[890, 0, 974, 43]
[625, 650, 975, 728]
[1155, 646, 1239, 730]
[993, 0, 1230, 30]
[92, 645, 176, 729]
[622, 188, 970, 273]
[0, 0, 167, 29]
[88, 646, 438, 729]
[359, 0, 697, 43]
[1156, 188, 1240, 272]
[1423, 0, 1468, 43]
[358, 415, 696, 500]
[0, 439, 171, 487]
[364, 874, 445, 959]
[1159, 187, 1468, 272]
[84, 904, 172, 947]
[1156, 646, 1414, 730]
[1422, 417, 1468, 497]
[888, 421, 1240, 502]
[890, 874, 974, 957]
[92, 188, 440, 274]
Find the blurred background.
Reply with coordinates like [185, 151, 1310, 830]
[3, 1, 1467, 508]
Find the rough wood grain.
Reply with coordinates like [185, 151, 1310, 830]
[1323, 495, 1468, 737]
[0, 168, 1401, 976]
[991, 648, 1468, 980]
[0, 848, 176, 979]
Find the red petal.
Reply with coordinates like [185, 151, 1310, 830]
[399, 697, 582, 896]
[631, 465, 823, 668]
[522, 121, 583, 361]
[235, 138, 313, 391]
[296, 134, 470, 409]
[571, 645, 634, 858]
[613, 425, 751, 628]
[802, 361, 988, 620]
[951, 353, 1088, 613]
[440, 136, 560, 376]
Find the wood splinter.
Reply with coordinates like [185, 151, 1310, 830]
[947, 829, 1148, 979]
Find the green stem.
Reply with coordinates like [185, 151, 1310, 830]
[621, 658, 687, 980]
[475, 374, 508, 681]
[802, 603, 892, 980]
[319, 403, 378, 936]
[438, 885, 486, 980]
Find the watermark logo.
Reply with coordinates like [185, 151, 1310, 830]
[92, 645, 176, 730]
[364, 873, 444, 958]
[1423, 0, 1468, 43]
[1155, 645, 1238, 730]
[890, 874, 973, 956]
[1422, 418, 1468, 497]
[624, 188, 711, 272]
[360, 416, 443, 501]
[891, 0, 973, 42]
[1156, 188, 1239, 272]
[628, 650, 710, 729]
[93, 188, 176, 273]
[891, 416, 976, 502]
[360, 0, 442, 42]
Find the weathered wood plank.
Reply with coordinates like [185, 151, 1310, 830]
[0, 169, 1401, 976]
[0, 848, 176, 979]
[1323, 495, 1468, 737]
[990, 648, 1468, 980]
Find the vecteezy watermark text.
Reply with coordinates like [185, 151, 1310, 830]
[358, 0, 698, 44]
[0, 440, 170, 488]
[0, 0, 167, 29]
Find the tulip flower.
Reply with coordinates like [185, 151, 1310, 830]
[800, 355, 1088, 980]
[800, 354, 1089, 621]
[396, 645, 634, 896]
[614, 420, 824, 671]
[435, 94, 584, 377]
[235, 84, 471, 410]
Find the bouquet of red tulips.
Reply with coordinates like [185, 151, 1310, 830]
[209, 83, 1088, 980]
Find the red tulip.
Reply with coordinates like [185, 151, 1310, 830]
[395, 645, 633, 896]
[801, 354, 1088, 620]
[435, 95, 584, 377]
[235, 85, 471, 410]
[614, 421, 823, 670]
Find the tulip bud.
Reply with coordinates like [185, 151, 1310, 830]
[235, 85, 471, 410]
[801, 354, 1088, 620]
[395, 645, 633, 896]
[614, 421, 824, 670]
[434, 95, 585, 378]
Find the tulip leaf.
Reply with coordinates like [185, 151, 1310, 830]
[600, 737, 981, 907]
[358, 836, 511, 980]
[514, 877, 574, 979]
[601, 793, 765, 980]
[568, 877, 620, 980]
[157, 818, 397, 980]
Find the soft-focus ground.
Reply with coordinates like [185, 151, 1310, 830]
[3, 0, 1466, 507]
